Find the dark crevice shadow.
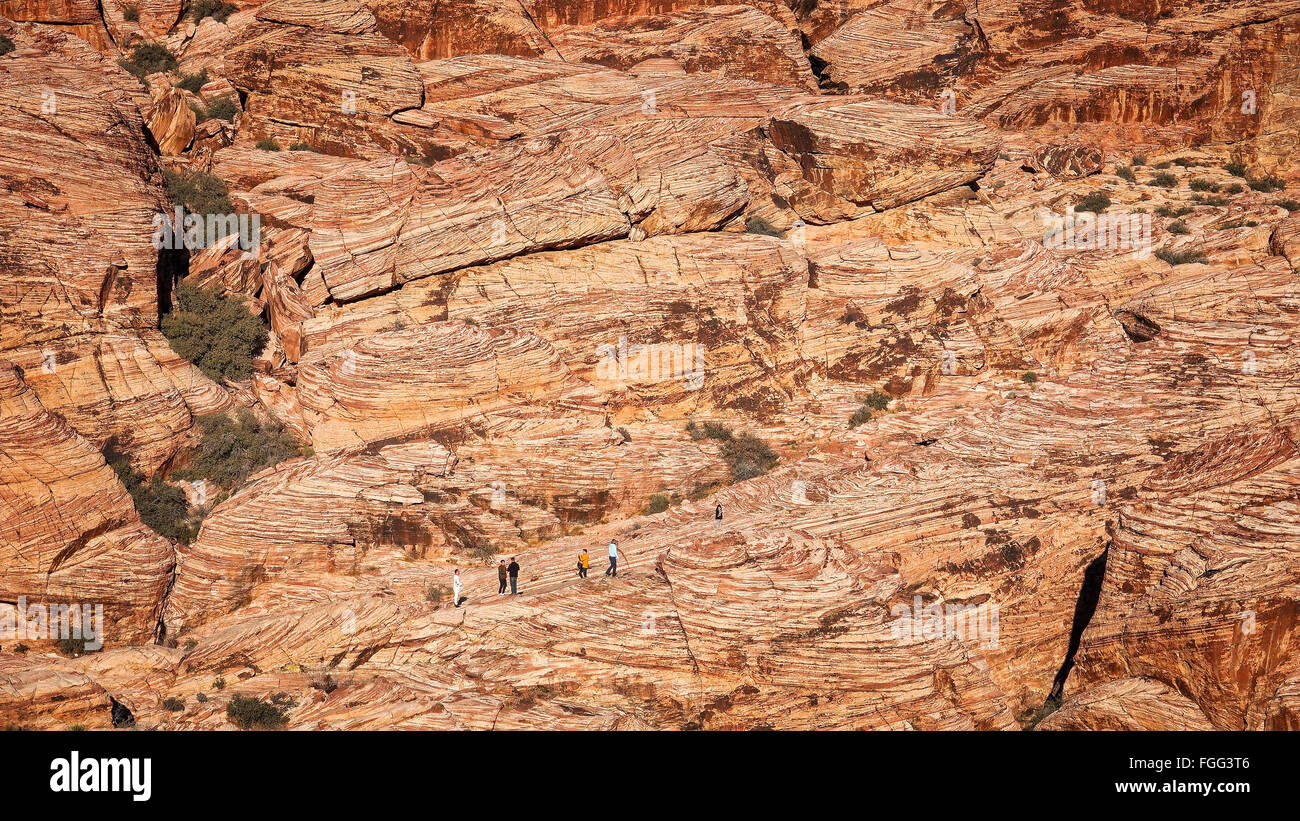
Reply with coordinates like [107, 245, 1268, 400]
[1048, 546, 1110, 703]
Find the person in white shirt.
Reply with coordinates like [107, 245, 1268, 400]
[452, 569, 463, 607]
[604, 540, 620, 577]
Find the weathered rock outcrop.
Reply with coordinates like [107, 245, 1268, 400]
[548, 6, 817, 90]
[0, 22, 223, 471]
[3, 0, 1300, 734]
[0, 362, 174, 647]
[1070, 426, 1300, 730]
[810, 0, 1300, 171]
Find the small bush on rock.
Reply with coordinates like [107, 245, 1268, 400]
[226, 693, 294, 730]
[108, 448, 200, 544]
[119, 42, 177, 78]
[175, 70, 208, 92]
[720, 433, 779, 481]
[161, 282, 267, 383]
[174, 407, 302, 489]
[1076, 192, 1111, 213]
[1155, 248, 1207, 266]
[163, 168, 233, 217]
[189, 0, 236, 22]
[744, 216, 784, 238]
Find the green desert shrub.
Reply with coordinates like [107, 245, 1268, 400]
[1131, 154, 1146, 167]
[175, 70, 208, 92]
[1172, 157, 1194, 167]
[1153, 161, 1172, 170]
[1223, 183, 1245, 195]
[226, 693, 294, 730]
[1076, 192, 1111, 213]
[687, 422, 778, 481]
[162, 697, 185, 712]
[644, 493, 672, 514]
[122, 5, 140, 21]
[255, 137, 281, 151]
[161, 282, 268, 383]
[1192, 193, 1228, 206]
[288, 142, 320, 152]
[174, 407, 302, 489]
[1167, 220, 1190, 235]
[1115, 166, 1136, 182]
[1277, 198, 1300, 213]
[1020, 372, 1038, 386]
[720, 433, 779, 482]
[201, 97, 238, 122]
[189, 0, 236, 22]
[1248, 175, 1286, 193]
[687, 421, 734, 442]
[108, 450, 201, 544]
[1224, 161, 1247, 177]
[744, 216, 784, 238]
[163, 168, 233, 217]
[119, 42, 177, 78]
[1188, 178, 1219, 192]
[1154, 204, 1192, 218]
[0, 34, 14, 56]
[1155, 247, 1207, 265]
[862, 390, 891, 411]
[58, 637, 96, 657]
[848, 405, 872, 429]
[1150, 172, 1177, 188]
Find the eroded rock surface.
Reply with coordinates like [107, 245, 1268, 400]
[2, 0, 1299, 732]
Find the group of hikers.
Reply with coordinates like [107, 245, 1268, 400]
[446, 503, 726, 608]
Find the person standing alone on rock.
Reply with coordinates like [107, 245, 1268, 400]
[497, 559, 508, 594]
[508, 556, 521, 594]
[452, 568, 463, 608]
[605, 540, 620, 577]
[714, 502, 723, 530]
[578, 549, 589, 579]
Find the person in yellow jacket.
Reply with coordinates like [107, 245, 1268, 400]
[577, 549, 589, 579]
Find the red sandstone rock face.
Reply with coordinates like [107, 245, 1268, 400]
[547, 6, 818, 90]
[0, 22, 223, 471]
[2, 0, 1300, 732]
[0, 362, 174, 647]
[1069, 426, 1300, 730]
[810, 0, 1300, 173]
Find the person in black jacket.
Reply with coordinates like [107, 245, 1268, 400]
[714, 502, 723, 529]
[507, 557, 521, 594]
[497, 559, 508, 594]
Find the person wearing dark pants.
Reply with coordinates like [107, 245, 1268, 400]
[497, 559, 508, 594]
[578, 549, 589, 578]
[604, 540, 619, 577]
[508, 557, 520, 594]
